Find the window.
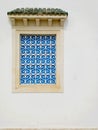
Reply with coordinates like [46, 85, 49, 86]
[20, 34, 56, 85]
[7, 8, 68, 92]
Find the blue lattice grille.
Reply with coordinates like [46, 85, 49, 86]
[20, 34, 56, 84]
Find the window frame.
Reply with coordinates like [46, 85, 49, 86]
[12, 27, 64, 92]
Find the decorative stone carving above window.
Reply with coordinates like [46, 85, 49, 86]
[7, 8, 68, 93]
[7, 8, 68, 27]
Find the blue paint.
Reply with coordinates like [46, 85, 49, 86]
[20, 34, 56, 84]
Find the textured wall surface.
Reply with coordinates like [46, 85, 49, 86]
[0, 128, 98, 130]
[0, 0, 98, 128]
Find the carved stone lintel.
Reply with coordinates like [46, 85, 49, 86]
[9, 16, 67, 27]
[48, 19, 52, 26]
[23, 18, 28, 26]
[36, 19, 40, 26]
[11, 18, 15, 26]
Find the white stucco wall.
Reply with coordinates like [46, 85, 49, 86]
[0, 0, 98, 128]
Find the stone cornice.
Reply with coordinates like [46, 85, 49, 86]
[7, 8, 68, 27]
[8, 15, 67, 27]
